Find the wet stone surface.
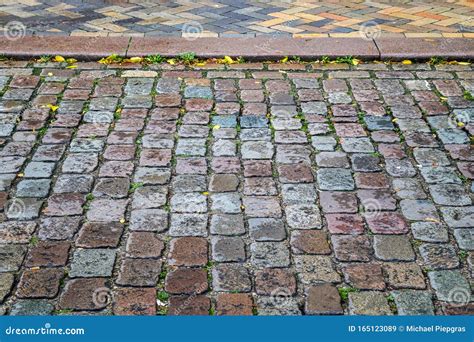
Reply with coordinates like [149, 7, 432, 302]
[0, 60, 472, 316]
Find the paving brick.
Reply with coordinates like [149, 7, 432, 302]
[255, 268, 296, 296]
[216, 293, 253, 316]
[169, 237, 208, 266]
[332, 235, 371, 262]
[212, 264, 252, 292]
[69, 249, 116, 278]
[384, 263, 426, 289]
[165, 268, 208, 295]
[348, 292, 392, 315]
[305, 284, 343, 315]
[25, 241, 70, 267]
[113, 288, 156, 315]
[17, 269, 63, 299]
[168, 295, 210, 315]
[59, 278, 109, 311]
[343, 264, 385, 290]
[117, 258, 162, 286]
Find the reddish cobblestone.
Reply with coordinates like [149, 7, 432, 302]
[216, 293, 254, 315]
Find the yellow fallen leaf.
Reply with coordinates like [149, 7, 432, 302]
[458, 61, 471, 66]
[391, 118, 398, 122]
[352, 58, 361, 65]
[212, 125, 221, 130]
[280, 56, 288, 63]
[457, 122, 465, 127]
[47, 104, 59, 112]
[401, 60, 412, 65]
[17, 173, 24, 177]
[129, 56, 143, 63]
[424, 217, 440, 223]
[54, 55, 65, 63]
[224, 56, 235, 64]
[119, 218, 125, 224]
[194, 62, 207, 67]
[47, 72, 53, 77]
[66, 58, 77, 64]
[167, 58, 176, 65]
[116, 108, 122, 114]
[202, 191, 209, 196]
[439, 96, 448, 102]
[30, 266, 40, 270]
[66, 65, 77, 69]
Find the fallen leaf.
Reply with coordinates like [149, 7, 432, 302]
[47, 72, 53, 77]
[119, 218, 125, 224]
[224, 55, 235, 64]
[66, 58, 77, 64]
[458, 61, 471, 66]
[47, 104, 59, 112]
[202, 191, 209, 196]
[401, 59, 412, 65]
[212, 125, 221, 130]
[167, 58, 176, 65]
[129, 56, 143, 63]
[352, 58, 361, 65]
[17, 173, 24, 177]
[280, 56, 289, 63]
[66, 65, 77, 69]
[54, 55, 65, 63]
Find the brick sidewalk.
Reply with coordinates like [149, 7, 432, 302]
[0, 60, 472, 316]
[0, 0, 474, 38]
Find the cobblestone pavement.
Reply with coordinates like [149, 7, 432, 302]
[1, 0, 474, 38]
[0, 59, 473, 316]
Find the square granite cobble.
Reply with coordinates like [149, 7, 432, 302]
[0, 60, 472, 317]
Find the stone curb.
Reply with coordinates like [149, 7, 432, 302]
[0, 36, 473, 60]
